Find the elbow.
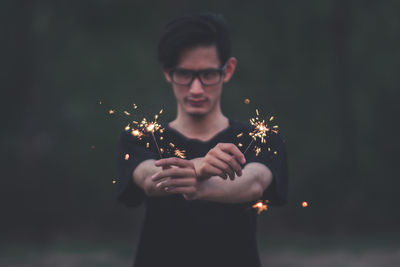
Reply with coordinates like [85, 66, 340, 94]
[250, 182, 264, 201]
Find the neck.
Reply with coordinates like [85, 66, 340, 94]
[170, 107, 229, 142]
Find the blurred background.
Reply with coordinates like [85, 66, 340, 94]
[2, 0, 400, 266]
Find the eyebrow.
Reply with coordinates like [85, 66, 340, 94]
[173, 67, 222, 71]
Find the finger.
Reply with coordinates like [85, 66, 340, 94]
[165, 186, 196, 195]
[155, 157, 193, 168]
[202, 164, 228, 180]
[152, 167, 195, 182]
[207, 156, 235, 180]
[217, 143, 246, 165]
[157, 178, 195, 189]
[214, 151, 243, 177]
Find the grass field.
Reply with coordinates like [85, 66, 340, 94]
[2, 234, 399, 267]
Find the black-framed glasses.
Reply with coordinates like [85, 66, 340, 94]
[169, 63, 227, 86]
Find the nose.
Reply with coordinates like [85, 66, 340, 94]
[188, 77, 204, 95]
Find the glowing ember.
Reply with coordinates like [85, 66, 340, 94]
[274, 151, 278, 155]
[302, 201, 309, 208]
[147, 124, 155, 132]
[242, 109, 279, 156]
[124, 111, 131, 116]
[98, 100, 102, 105]
[133, 103, 138, 109]
[108, 109, 115, 115]
[112, 180, 117, 184]
[146, 142, 149, 148]
[252, 200, 269, 214]
[238, 143, 243, 147]
[125, 124, 130, 131]
[174, 149, 186, 159]
[237, 132, 243, 138]
[131, 129, 143, 138]
[124, 154, 130, 160]
[169, 143, 175, 148]
[244, 98, 250, 104]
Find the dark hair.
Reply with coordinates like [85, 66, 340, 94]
[157, 13, 231, 70]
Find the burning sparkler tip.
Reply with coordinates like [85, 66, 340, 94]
[252, 200, 268, 214]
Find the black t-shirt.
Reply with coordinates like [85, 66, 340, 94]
[117, 119, 288, 267]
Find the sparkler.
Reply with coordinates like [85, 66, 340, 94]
[242, 109, 279, 156]
[129, 109, 164, 159]
[252, 200, 269, 214]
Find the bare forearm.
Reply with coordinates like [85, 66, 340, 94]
[196, 162, 273, 203]
[133, 159, 169, 197]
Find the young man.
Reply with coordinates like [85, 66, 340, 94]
[117, 14, 288, 267]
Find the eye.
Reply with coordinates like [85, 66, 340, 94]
[201, 70, 219, 80]
[175, 69, 192, 78]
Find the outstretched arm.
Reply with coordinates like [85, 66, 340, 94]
[153, 142, 273, 203]
[132, 159, 170, 197]
[195, 162, 272, 203]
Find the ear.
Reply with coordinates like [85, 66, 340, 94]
[163, 70, 172, 83]
[222, 57, 237, 83]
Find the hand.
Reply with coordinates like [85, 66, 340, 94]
[152, 157, 199, 200]
[194, 143, 246, 181]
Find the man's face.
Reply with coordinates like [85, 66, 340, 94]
[164, 46, 235, 118]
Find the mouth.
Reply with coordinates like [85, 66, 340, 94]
[186, 98, 208, 107]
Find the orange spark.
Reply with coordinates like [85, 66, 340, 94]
[124, 111, 131, 116]
[132, 103, 137, 109]
[237, 132, 243, 138]
[244, 98, 250, 104]
[238, 143, 243, 147]
[252, 200, 268, 214]
[112, 180, 117, 184]
[146, 124, 155, 132]
[108, 109, 115, 115]
[174, 149, 186, 159]
[124, 154, 130, 160]
[302, 201, 309, 208]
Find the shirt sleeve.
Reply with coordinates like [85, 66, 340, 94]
[116, 130, 158, 207]
[245, 133, 288, 206]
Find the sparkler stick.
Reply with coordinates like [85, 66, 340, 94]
[150, 131, 163, 159]
[242, 139, 255, 155]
